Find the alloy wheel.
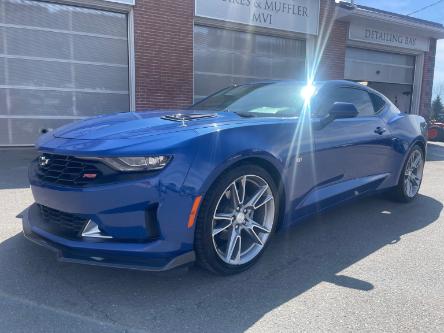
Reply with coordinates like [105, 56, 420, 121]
[404, 150, 424, 198]
[211, 175, 275, 265]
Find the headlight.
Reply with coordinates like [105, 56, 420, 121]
[100, 156, 172, 172]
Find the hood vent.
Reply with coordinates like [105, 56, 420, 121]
[161, 113, 217, 122]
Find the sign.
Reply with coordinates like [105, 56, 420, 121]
[105, 0, 135, 5]
[349, 21, 429, 52]
[195, 0, 320, 35]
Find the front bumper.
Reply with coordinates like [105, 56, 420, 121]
[22, 204, 196, 271]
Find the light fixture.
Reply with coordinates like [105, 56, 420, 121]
[87, 156, 172, 172]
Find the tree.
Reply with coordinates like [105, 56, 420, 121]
[431, 95, 444, 120]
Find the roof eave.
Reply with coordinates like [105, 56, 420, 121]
[337, 7, 444, 39]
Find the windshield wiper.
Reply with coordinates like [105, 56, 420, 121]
[230, 110, 256, 118]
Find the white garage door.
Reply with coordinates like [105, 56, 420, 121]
[345, 47, 416, 113]
[345, 47, 415, 85]
[0, 0, 129, 145]
[193, 25, 306, 102]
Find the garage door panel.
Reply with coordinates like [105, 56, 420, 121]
[4, 0, 70, 30]
[345, 47, 415, 85]
[388, 66, 414, 84]
[347, 47, 414, 67]
[0, 120, 9, 144]
[233, 33, 268, 55]
[74, 64, 128, 92]
[76, 92, 129, 116]
[194, 26, 233, 50]
[232, 54, 272, 78]
[0, 89, 6, 112]
[194, 49, 232, 74]
[0, 27, 4, 54]
[10, 118, 72, 145]
[194, 25, 306, 101]
[73, 35, 128, 65]
[0, 58, 4, 85]
[194, 73, 232, 99]
[6, 28, 71, 59]
[71, 9, 127, 38]
[0, 0, 130, 145]
[251, 56, 272, 78]
[252, 35, 273, 56]
[2, 89, 73, 116]
[271, 38, 305, 58]
[8, 58, 72, 88]
[272, 59, 305, 79]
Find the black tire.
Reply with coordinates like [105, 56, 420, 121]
[195, 164, 279, 275]
[389, 145, 424, 203]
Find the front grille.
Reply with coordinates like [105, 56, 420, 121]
[38, 204, 89, 238]
[36, 153, 102, 187]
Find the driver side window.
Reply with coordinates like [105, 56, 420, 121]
[315, 87, 375, 117]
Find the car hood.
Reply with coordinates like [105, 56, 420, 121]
[52, 110, 245, 140]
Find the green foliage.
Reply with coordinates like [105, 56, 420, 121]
[431, 95, 444, 120]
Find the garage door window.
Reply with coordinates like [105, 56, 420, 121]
[193, 25, 306, 101]
[0, 0, 129, 145]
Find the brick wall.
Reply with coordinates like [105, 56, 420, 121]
[134, 0, 194, 110]
[314, 0, 348, 80]
[419, 39, 437, 119]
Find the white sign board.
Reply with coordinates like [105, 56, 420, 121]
[105, 0, 135, 5]
[195, 0, 320, 35]
[349, 21, 430, 52]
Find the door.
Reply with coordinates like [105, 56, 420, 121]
[0, 0, 130, 145]
[193, 25, 306, 102]
[345, 47, 415, 113]
[311, 87, 393, 201]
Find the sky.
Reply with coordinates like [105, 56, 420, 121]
[355, 0, 444, 98]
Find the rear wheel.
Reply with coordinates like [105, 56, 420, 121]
[390, 145, 424, 202]
[195, 165, 279, 275]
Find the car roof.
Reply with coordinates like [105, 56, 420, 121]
[231, 80, 387, 100]
[235, 79, 370, 90]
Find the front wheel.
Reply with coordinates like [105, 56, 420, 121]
[194, 165, 279, 275]
[390, 145, 424, 202]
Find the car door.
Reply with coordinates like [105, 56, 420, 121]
[311, 86, 393, 197]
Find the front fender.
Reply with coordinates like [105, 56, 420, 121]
[190, 149, 284, 196]
[182, 127, 286, 197]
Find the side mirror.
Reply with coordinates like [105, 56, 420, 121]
[314, 102, 358, 129]
[328, 102, 359, 119]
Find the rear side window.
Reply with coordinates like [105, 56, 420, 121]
[369, 93, 386, 113]
[316, 87, 376, 117]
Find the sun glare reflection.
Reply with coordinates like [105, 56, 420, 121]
[282, 1, 338, 211]
[301, 82, 316, 102]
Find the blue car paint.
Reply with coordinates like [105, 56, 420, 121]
[22, 81, 427, 271]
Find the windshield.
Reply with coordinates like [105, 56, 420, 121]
[190, 82, 311, 117]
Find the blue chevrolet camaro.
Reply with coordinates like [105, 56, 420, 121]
[22, 80, 427, 275]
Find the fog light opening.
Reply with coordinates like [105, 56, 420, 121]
[81, 220, 113, 239]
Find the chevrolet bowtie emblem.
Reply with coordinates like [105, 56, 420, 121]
[39, 156, 50, 167]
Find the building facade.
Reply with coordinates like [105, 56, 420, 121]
[0, 0, 443, 145]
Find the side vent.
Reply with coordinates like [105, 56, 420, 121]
[145, 204, 161, 240]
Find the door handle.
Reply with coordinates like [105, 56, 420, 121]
[374, 127, 387, 135]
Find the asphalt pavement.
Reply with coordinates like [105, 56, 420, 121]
[0, 144, 444, 332]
